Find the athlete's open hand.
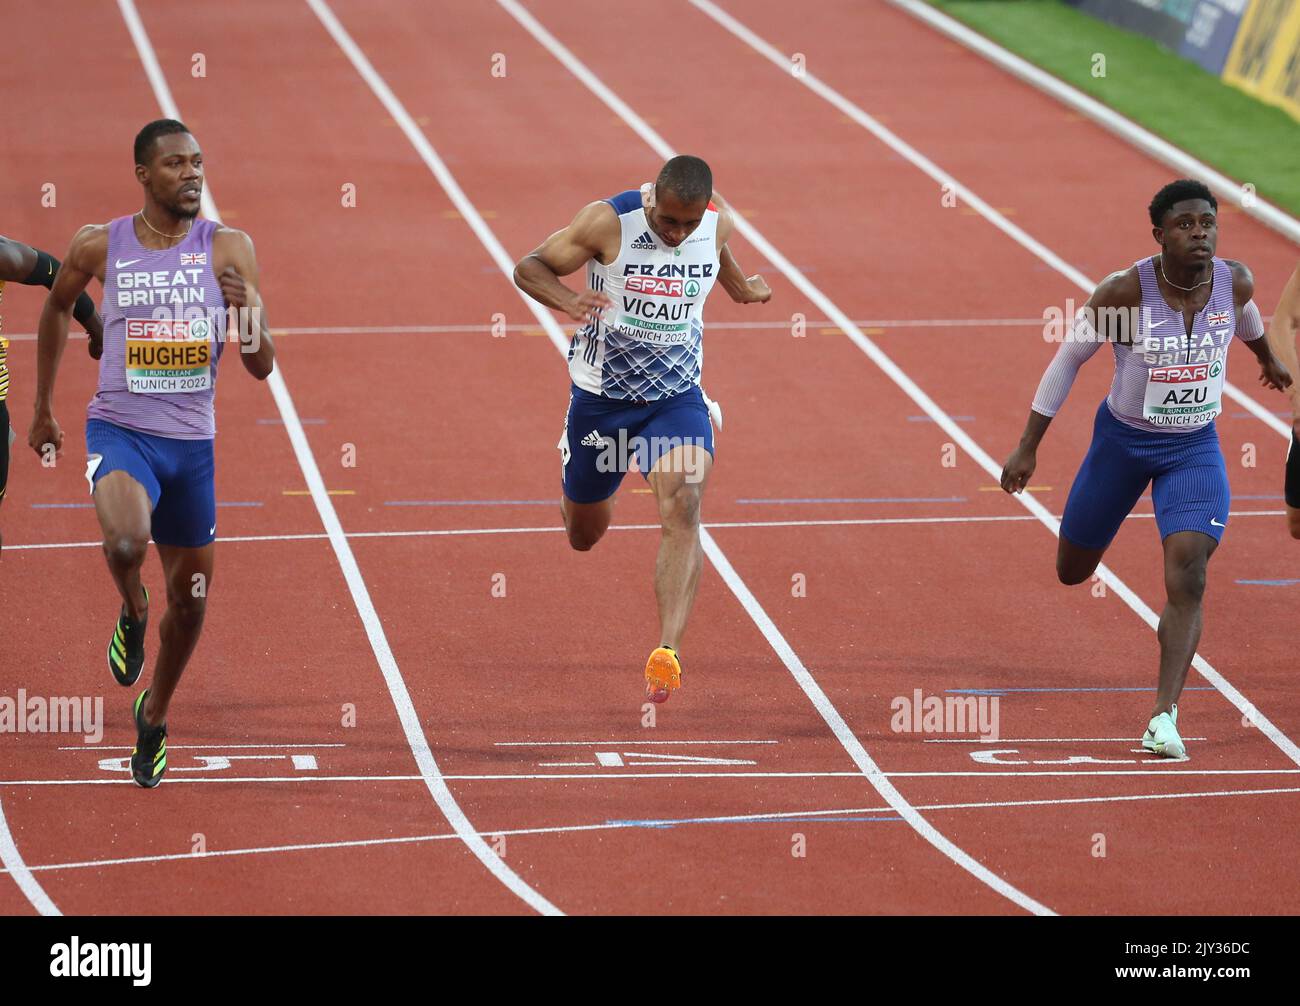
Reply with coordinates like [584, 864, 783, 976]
[565, 288, 613, 323]
[1259, 355, 1292, 392]
[742, 275, 771, 304]
[28, 412, 64, 461]
[1000, 445, 1036, 494]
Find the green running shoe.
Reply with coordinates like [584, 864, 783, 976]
[108, 587, 148, 687]
[1142, 703, 1186, 759]
[130, 689, 167, 789]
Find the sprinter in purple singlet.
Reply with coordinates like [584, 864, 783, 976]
[29, 120, 276, 788]
[1000, 180, 1291, 760]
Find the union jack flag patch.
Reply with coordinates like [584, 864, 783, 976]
[180, 252, 207, 266]
[1207, 310, 1230, 327]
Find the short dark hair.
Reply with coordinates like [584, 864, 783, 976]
[655, 155, 712, 206]
[134, 119, 192, 166]
[1148, 179, 1217, 227]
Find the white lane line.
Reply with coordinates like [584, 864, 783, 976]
[5, 784, 1296, 879]
[493, 0, 1043, 916]
[495, 0, 1275, 918]
[923, 737, 1208, 744]
[494, 740, 780, 746]
[696, 530, 1055, 915]
[58, 744, 347, 752]
[0, 318, 1054, 340]
[647, 0, 1300, 770]
[886, 0, 1300, 246]
[118, 0, 557, 918]
[306, 0, 1052, 917]
[605, 785, 1300, 821]
[18, 316, 1290, 342]
[0, 794, 59, 915]
[5, 508, 1288, 554]
[690, 0, 1293, 442]
[255, 317, 1043, 332]
[4, 767, 1298, 787]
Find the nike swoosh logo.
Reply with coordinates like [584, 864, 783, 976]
[209, 525, 217, 535]
[115, 258, 142, 268]
[1210, 518, 1226, 527]
[1149, 318, 1170, 328]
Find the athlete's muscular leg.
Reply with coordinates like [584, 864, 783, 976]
[647, 446, 712, 652]
[1056, 537, 1107, 585]
[1289, 505, 1300, 540]
[92, 470, 151, 620]
[562, 495, 615, 551]
[1153, 530, 1216, 717]
[142, 542, 213, 726]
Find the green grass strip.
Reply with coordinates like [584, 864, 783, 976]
[930, 0, 1300, 217]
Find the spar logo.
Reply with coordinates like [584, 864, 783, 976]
[622, 277, 703, 298]
[626, 275, 684, 297]
[125, 317, 211, 341]
[1153, 363, 1209, 385]
[1150, 359, 1221, 410]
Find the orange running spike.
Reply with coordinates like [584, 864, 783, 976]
[644, 646, 682, 704]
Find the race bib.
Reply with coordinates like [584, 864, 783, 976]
[124, 317, 213, 394]
[614, 289, 697, 344]
[1142, 359, 1224, 427]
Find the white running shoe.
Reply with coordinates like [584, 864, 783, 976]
[701, 387, 723, 432]
[1142, 703, 1186, 759]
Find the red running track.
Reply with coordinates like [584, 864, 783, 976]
[0, 0, 1296, 914]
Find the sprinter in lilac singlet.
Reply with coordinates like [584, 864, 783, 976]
[999, 180, 1291, 761]
[29, 120, 276, 789]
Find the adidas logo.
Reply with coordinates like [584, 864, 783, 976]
[580, 430, 606, 448]
[630, 230, 658, 250]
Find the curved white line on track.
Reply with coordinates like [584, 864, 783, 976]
[683, 0, 1300, 769]
[4, 766, 1299, 787]
[7, 784, 1296, 880]
[887, 0, 1300, 246]
[0, 794, 59, 915]
[493, 0, 1052, 917]
[5, 508, 1290, 554]
[117, 0, 560, 917]
[691, 0, 1290, 442]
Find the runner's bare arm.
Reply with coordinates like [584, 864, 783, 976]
[513, 202, 617, 322]
[1264, 261, 1300, 417]
[30, 225, 107, 458]
[1000, 269, 1135, 492]
[1227, 259, 1290, 391]
[1, 234, 104, 356]
[214, 228, 275, 381]
[713, 202, 770, 305]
